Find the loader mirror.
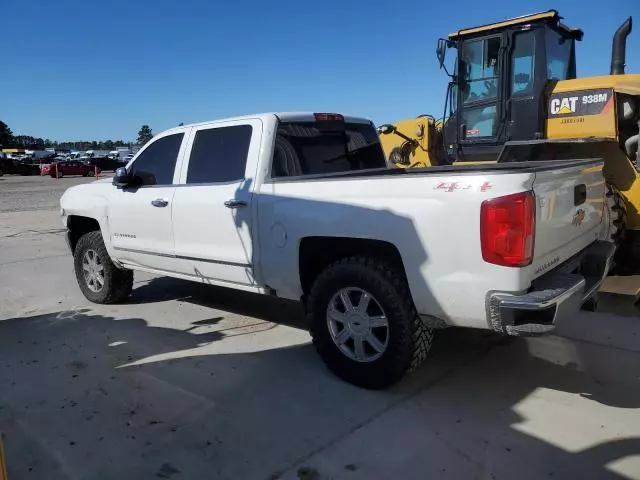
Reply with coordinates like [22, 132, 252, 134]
[377, 124, 396, 135]
[436, 38, 450, 68]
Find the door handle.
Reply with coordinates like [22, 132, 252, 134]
[224, 199, 247, 209]
[151, 198, 169, 208]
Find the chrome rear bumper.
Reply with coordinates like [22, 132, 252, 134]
[487, 241, 615, 336]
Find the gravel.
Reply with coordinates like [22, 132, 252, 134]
[0, 175, 110, 213]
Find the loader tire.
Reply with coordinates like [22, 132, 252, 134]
[604, 184, 626, 246]
[614, 230, 640, 275]
[74, 231, 133, 304]
[308, 256, 434, 389]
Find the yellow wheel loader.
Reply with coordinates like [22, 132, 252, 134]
[378, 10, 640, 274]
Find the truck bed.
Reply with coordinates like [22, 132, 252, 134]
[267, 158, 603, 182]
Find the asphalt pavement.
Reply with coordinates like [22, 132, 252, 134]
[0, 176, 639, 480]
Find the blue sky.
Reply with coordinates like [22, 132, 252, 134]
[3, 0, 638, 141]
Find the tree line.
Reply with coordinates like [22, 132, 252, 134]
[0, 120, 156, 151]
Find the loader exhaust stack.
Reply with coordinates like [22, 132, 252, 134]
[611, 17, 632, 75]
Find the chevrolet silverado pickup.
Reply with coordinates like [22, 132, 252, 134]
[60, 112, 614, 389]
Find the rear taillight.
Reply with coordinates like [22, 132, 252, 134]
[480, 191, 535, 267]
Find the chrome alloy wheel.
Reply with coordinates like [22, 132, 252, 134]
[82, 249, 104, 292]
[326, 287, 390, 362]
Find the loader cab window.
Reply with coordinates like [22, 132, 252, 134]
[458, 36, 500, 139]
[546, 29, 574, 80]
[511, 31, 536, 94]
[460, 37, 500, 104]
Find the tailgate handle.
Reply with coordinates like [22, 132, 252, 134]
[574, 184, 587, 206]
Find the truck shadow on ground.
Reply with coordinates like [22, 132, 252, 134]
[0, 310, 639, 479]
[128, 276, 307, 330]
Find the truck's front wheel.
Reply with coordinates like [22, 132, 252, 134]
[308, 256, 433, 389]
[73, 231, 133, 304]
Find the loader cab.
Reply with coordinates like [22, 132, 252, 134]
[439, 10, 583, 162]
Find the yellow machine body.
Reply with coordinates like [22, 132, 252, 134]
[378, 12, 640, 231]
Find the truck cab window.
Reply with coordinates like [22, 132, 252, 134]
[130, 133, 184, 186]
[186, 125, 252, 184]
[272, 122, 386, 177]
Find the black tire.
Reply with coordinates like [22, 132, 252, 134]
[605, 184, 626, 246]
[73, 231, 133, 304]
[308, 256, 434, 389]
[614, 230, 640, 275]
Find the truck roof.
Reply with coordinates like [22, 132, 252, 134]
[163, 112, 373, 134]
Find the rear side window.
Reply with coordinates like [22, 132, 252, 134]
[131, 133, 184, 186]
[272, 122, 386, 177]
[186, 125, 252, 184]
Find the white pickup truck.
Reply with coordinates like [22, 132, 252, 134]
[60, 112, 614, 389]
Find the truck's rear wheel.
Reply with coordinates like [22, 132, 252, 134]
[307, 256, 433, 389]
[73, 231, 133, 304]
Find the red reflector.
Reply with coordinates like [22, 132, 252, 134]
[314, 113, 344, 122]
[480, 191, 535, 267]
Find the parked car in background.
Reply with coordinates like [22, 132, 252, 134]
[50, 161, 100, 178]
[0, 157, 40, 176]
[83, 156, 126, 172]
[25, 151, 56, 163]
[108, 148, 131, 161]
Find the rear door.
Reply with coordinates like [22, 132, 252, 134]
[531, 160, 605, 277]
[171, 118, 262, 285]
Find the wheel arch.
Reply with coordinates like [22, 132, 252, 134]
[66, 215, 101, 253]
[298, 236, 406, 298]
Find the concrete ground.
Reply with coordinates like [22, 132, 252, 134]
[1, 176, 639, 480]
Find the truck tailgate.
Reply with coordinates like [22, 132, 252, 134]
[531, 160, 605, 278]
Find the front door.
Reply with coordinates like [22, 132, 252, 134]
[171, 118, 262, 286]
[108, 130, 189, 272]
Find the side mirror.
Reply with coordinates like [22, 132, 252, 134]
[377, 124, 396, 135]
[113, 167, 132, 188]
[436, 38, 448, 68]
[437, 38, 456, 77]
